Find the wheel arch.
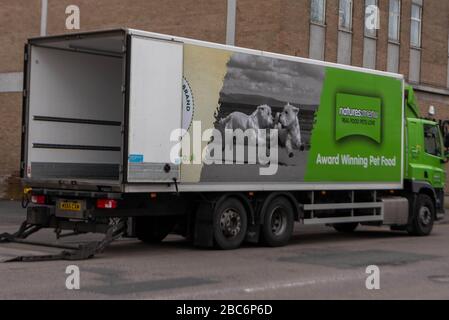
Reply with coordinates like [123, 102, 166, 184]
[405, 180, 437, 216]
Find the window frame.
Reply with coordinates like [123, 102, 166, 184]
[388, 0, 401, 43]
[410, 3, 422, 48]
[339, 0, 353, 32]
[310, 0, 327, 25]
[424, 124, 443, 158]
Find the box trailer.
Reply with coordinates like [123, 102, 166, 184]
[3, 28, 446, 259]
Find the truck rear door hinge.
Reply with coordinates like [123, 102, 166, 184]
[23, 90, 27, 98]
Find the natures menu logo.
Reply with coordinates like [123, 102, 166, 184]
[335, 93, 382, 143]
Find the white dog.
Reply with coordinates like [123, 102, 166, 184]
[219, 105, 273, 147]
[275, 103, 304, 157]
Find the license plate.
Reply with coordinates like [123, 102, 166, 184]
[59, 201, 81, 211]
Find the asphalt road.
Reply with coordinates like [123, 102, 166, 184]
[0, 200, 449, 300]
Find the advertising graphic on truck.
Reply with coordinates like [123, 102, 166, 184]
[177, 44, 402, 186]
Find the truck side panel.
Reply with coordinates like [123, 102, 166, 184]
[127, 36, 183, 183]
[168, 43, 404, 189]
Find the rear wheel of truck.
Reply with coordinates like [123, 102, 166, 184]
[261, 197, 294, 247]
[213, 197, 248, 250]
[333, 223, 358, 233]
[407, 194, 435, 236]
[135, 216, 177, 244]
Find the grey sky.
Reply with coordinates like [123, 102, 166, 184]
[221, 53, 325, 105]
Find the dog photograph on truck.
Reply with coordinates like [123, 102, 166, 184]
[203, 52, 323, 181]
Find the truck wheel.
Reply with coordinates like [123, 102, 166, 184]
[261, 197, 294, 247]
[213, 197, 248, 250]
[407, 194, 435, 236]
[333, 223, 358, 233]
[135, 216, 176, 244]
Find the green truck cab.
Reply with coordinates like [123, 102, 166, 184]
[403, 86, 447, 234]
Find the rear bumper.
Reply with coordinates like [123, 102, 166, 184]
[22, 179, 123, 193]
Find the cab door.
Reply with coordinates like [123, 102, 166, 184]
[421, 123, 445, 189]
[408, 119, 445, 188]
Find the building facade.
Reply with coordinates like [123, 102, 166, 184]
[1, 0, 449, 198]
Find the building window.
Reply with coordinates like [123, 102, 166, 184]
[311, 0, 326, 25]
[410, 3, 422, 48]
[339, 0, 353, 31]
[388, 0, 401, 42]
[365, 0, 379, 38]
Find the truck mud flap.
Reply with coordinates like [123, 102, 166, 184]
[194, 202, 214, 248]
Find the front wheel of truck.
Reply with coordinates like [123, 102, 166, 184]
[407, 194, 435, 236]
[135, 216, 177, 244]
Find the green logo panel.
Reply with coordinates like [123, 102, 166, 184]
[305, 67, 403, 183]
[335, 93, 382, 143]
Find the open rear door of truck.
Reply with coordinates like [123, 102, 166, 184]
[23, 30, 127, 189]
[126, 35, 183, 183]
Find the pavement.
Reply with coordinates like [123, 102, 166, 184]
[0, 200, 449, 300]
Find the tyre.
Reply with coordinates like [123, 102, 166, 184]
[260, 196, 294, 247]
[407, 194, 435, 236]
[135, 216, 177, 244]
[333, 222, 358, 233]
[213, 197, 248, 250]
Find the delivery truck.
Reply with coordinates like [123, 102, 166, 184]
[2, 28, 447, 260]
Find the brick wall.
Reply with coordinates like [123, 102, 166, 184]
[278, 0, 310, 57]
[46, 0, 227, 42]
[376, 0, 389, 71]
[420, 0, 449, 88]
[324, 0, 339, 62]
[236, 0, 282, 51]
[0, 0, 41, 72]
[351, 0, 365, 67]
[0, 0, 40, 199]
[1, 0, 449, 198]
[0, 93, 23, 199]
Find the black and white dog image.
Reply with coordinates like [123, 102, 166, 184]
[219, 104, 274, 147]
[275, 103, 304, 158]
